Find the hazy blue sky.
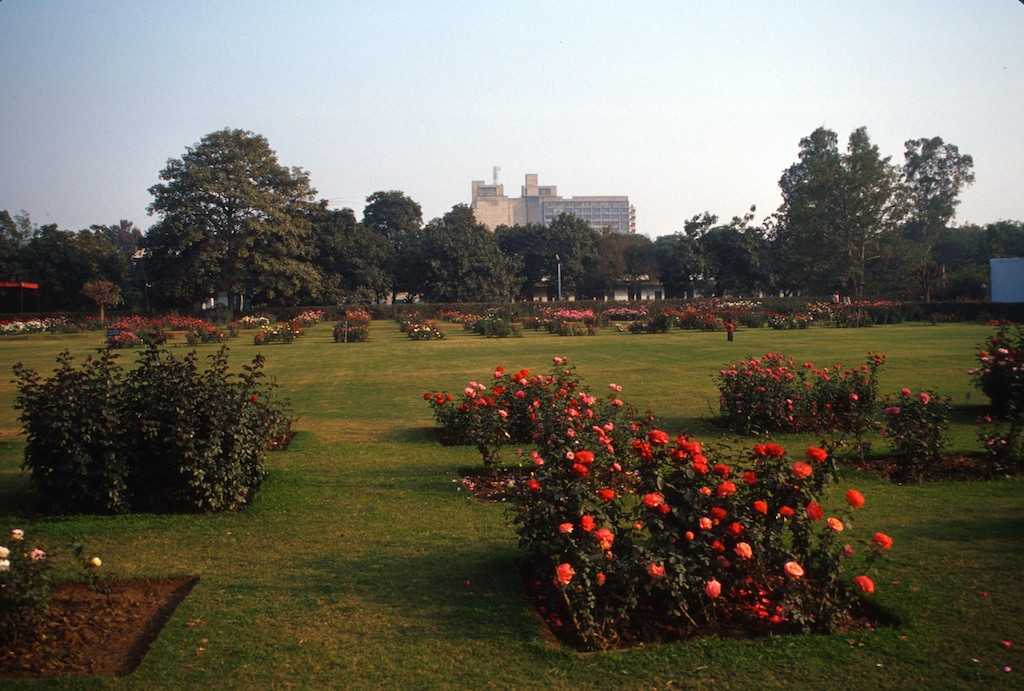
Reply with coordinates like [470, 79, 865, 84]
[1, 1, 1022, 237]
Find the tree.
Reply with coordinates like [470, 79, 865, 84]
[546, 214, 600, 298]
[700, 207, 767, 295]
[308, 204, 392, 303]
[902, 136, 975, 301]
[495, 223, 550, 299]
[144, 128, 320, 308]
[82, 279, 122, 323]
[363, 191, 422, 301]
[414, 205, 517, 303]
[653, 212, 713, 298]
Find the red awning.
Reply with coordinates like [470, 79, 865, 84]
[0, 281, 40, 290]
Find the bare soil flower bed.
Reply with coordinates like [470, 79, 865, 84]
[851, 453, 1013, 481]
[0, 576, 197, 678]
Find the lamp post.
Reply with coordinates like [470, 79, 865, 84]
[555, 253, 562, 302]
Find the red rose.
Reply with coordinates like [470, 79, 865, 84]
[742, 470, 758, 486]
[805, 501, 824, 521]
[575, 450, 595, 465]
[558, 522, 574, 534]
[716, 481, 737, 498]
[595, 571, 606, 586]
[710, 506, 728, 521]
[872, 532, 893, 550]
[845, 489, 865, 509]
[712, 463, 732, 477]
[779, 506, 795, 518]
[647, 562, 666, 579]
[554, 563, 575, 586]
[571, 463, 589, 478]
[754, 442, 786, 457]
[711, 540, 726, 553]
[527, 478, 541, 493]
[594, 528, 615, 550]
[853, 575, 875, 594]
[642, 492, 665, 509]
[734, 542, 752, 559]
[791, 461, 813, 479]
[752, 499, 768, 515]
[597, 488, 616, 502]
[692, 457, 710, 475]
[648, 429, 669, 446]
[806, 447, 828, 463]
[580, 515, 596, 532]
[727, 521, 744, 536]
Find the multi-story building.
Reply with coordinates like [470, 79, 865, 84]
[470, 171, 635, 234]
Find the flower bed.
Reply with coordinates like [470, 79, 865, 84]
[254, 323, 300, 345]
[333, 322, 369, 343]
[881, 388, 951, 482]
[767, 313, 812, 330]
[715, 352, 884, 436]
[0, 317, 75, 336]
[603, 306, 648, 321]
[238, 315, 272, 329]
[407, 321, 444, 341]
[471, 315, 521, 338]
[292, 309, 324, 326]
[444, 358, 896, 650]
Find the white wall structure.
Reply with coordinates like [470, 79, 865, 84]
[990, 258, 1024, 303]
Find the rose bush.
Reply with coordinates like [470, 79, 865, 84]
[506, 363, 893, 649]
[715, 353, 884, 441]
[970, 326, 1023, 417]
[882, 388, 951, 482]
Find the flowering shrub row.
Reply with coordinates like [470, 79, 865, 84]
[469, 315, 521, 338]
[767, 313, 812, 330]
[14, 345, 292, 513]
[292, 309, 325, 326]
[0, 317, 76, 335]
[407, 321, 444, 341]
[436, 357, 895, 649]
[715, 353, 885, 437]
[604, 306, 648, 321]
[333, 322, 369, 343]
[238, 315, 273, 329]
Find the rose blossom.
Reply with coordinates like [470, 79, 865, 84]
[11, 529, 24, 542]
[734, 542, 753, 559]
[647, 562, 666, 579]
[558, 522, 574, 534]
[872, 532, 893, 550]
[554, 563, 575, 586]
[784, 561, 805, 579]
[753, 499, 768, 515]
[0, 546, 8, 559]
[791, 461, 813, 479]
[853, 575, 875, 594]
[827, 517, 844, 532]
[705, 579, 722, 599]
[805, 501, 824, 521]
[845, 489, 865, 509]
[29, 548, 46, 561]
[88, 556, 102, 569]
[580, 515, 596, 532]
[594, 528, 615, 551]
[0, 560, 9, 572]
[918, 392, 931, 405]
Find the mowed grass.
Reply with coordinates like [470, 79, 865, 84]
[0, 321, 1021, 690]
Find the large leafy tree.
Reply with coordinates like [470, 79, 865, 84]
[773, 126, 904, 297]
[308, 204, 392, 303]
[362, 190, 422, 301]
[414, 205, 516, 303]
[902, 136, 975, 301]
[144, 128, 320, 308]
[700, 207, 767, 295]
[495, 223, 550, 299]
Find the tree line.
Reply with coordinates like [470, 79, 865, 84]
[1, 126, 1021, 313]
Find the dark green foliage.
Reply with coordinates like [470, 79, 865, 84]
[13, 345, 291, 514]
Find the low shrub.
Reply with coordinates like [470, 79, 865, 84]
[970, 326, 1024, 417]
[628, 313, 676, 334]
[254, 323, 299, 345]
[715, 352, 884, 440]
[13, 345, 291, 514]
[604, 306, 648, 321]
[407, 321, 444, 340]
[767, 313, 812, 330]
[509, 361, 892, 650]
[238, 315, 272, 329]
[185, 325, 232, 346]
[0, 530, 104, 646]
[473, 315, 521, 338]
[106, 330, 141, 349]
[976, 409, 1023, 475]
[552, 321, 596, 337]
[882, 389, 951, 482]
[333, 321, 369, 343]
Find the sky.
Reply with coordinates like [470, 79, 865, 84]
[1, 1, 1022, 238]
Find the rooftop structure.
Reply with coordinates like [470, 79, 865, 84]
[470, 171, 635, 234]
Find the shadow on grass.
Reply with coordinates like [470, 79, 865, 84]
[285, 546, 547, 646]
[913, 513, 1024, 550]
[392, 425, 440, 444]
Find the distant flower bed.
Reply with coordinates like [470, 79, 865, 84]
[603, 306, 647, 321]
[254, 323, 300, 345]
[0, 318, 73, 335]
[333, 322, 369, 343]
[292, 309, 324, 326]
[767, 313, 812, 330]
[407, 321, 444, 341]
[238, 315, 272, 329]
[550, 308, 596, 323]
[439, 309, 479, 324]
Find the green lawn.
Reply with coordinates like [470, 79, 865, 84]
[0, 322, 1021, 689]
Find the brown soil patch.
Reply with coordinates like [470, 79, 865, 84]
[851, 453, 1015, 482]
[0, 576, 198, 678]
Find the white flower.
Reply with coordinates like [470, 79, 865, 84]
[0, 560, 9, 572]
[10, 529, 24, 542]
[0, 546, 7, 559]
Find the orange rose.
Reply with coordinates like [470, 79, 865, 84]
[752, 499, 768, 515]
[791, 462, 813, 479]
[872, 532, 893, 550]
[593, 528, 615, 551]
[806, 447, 828, 463]
[558, 522, 574, 534]
[845, 489, 865, 509]
[827, 517, 844, 532]
[734, 542, 753, 559]
[853, 575, 875, 594]
[647, 562, 666, 579]
[784, 561, 804, 579]
[705, 578, 722, 599]
[554, 563, 575, 586]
